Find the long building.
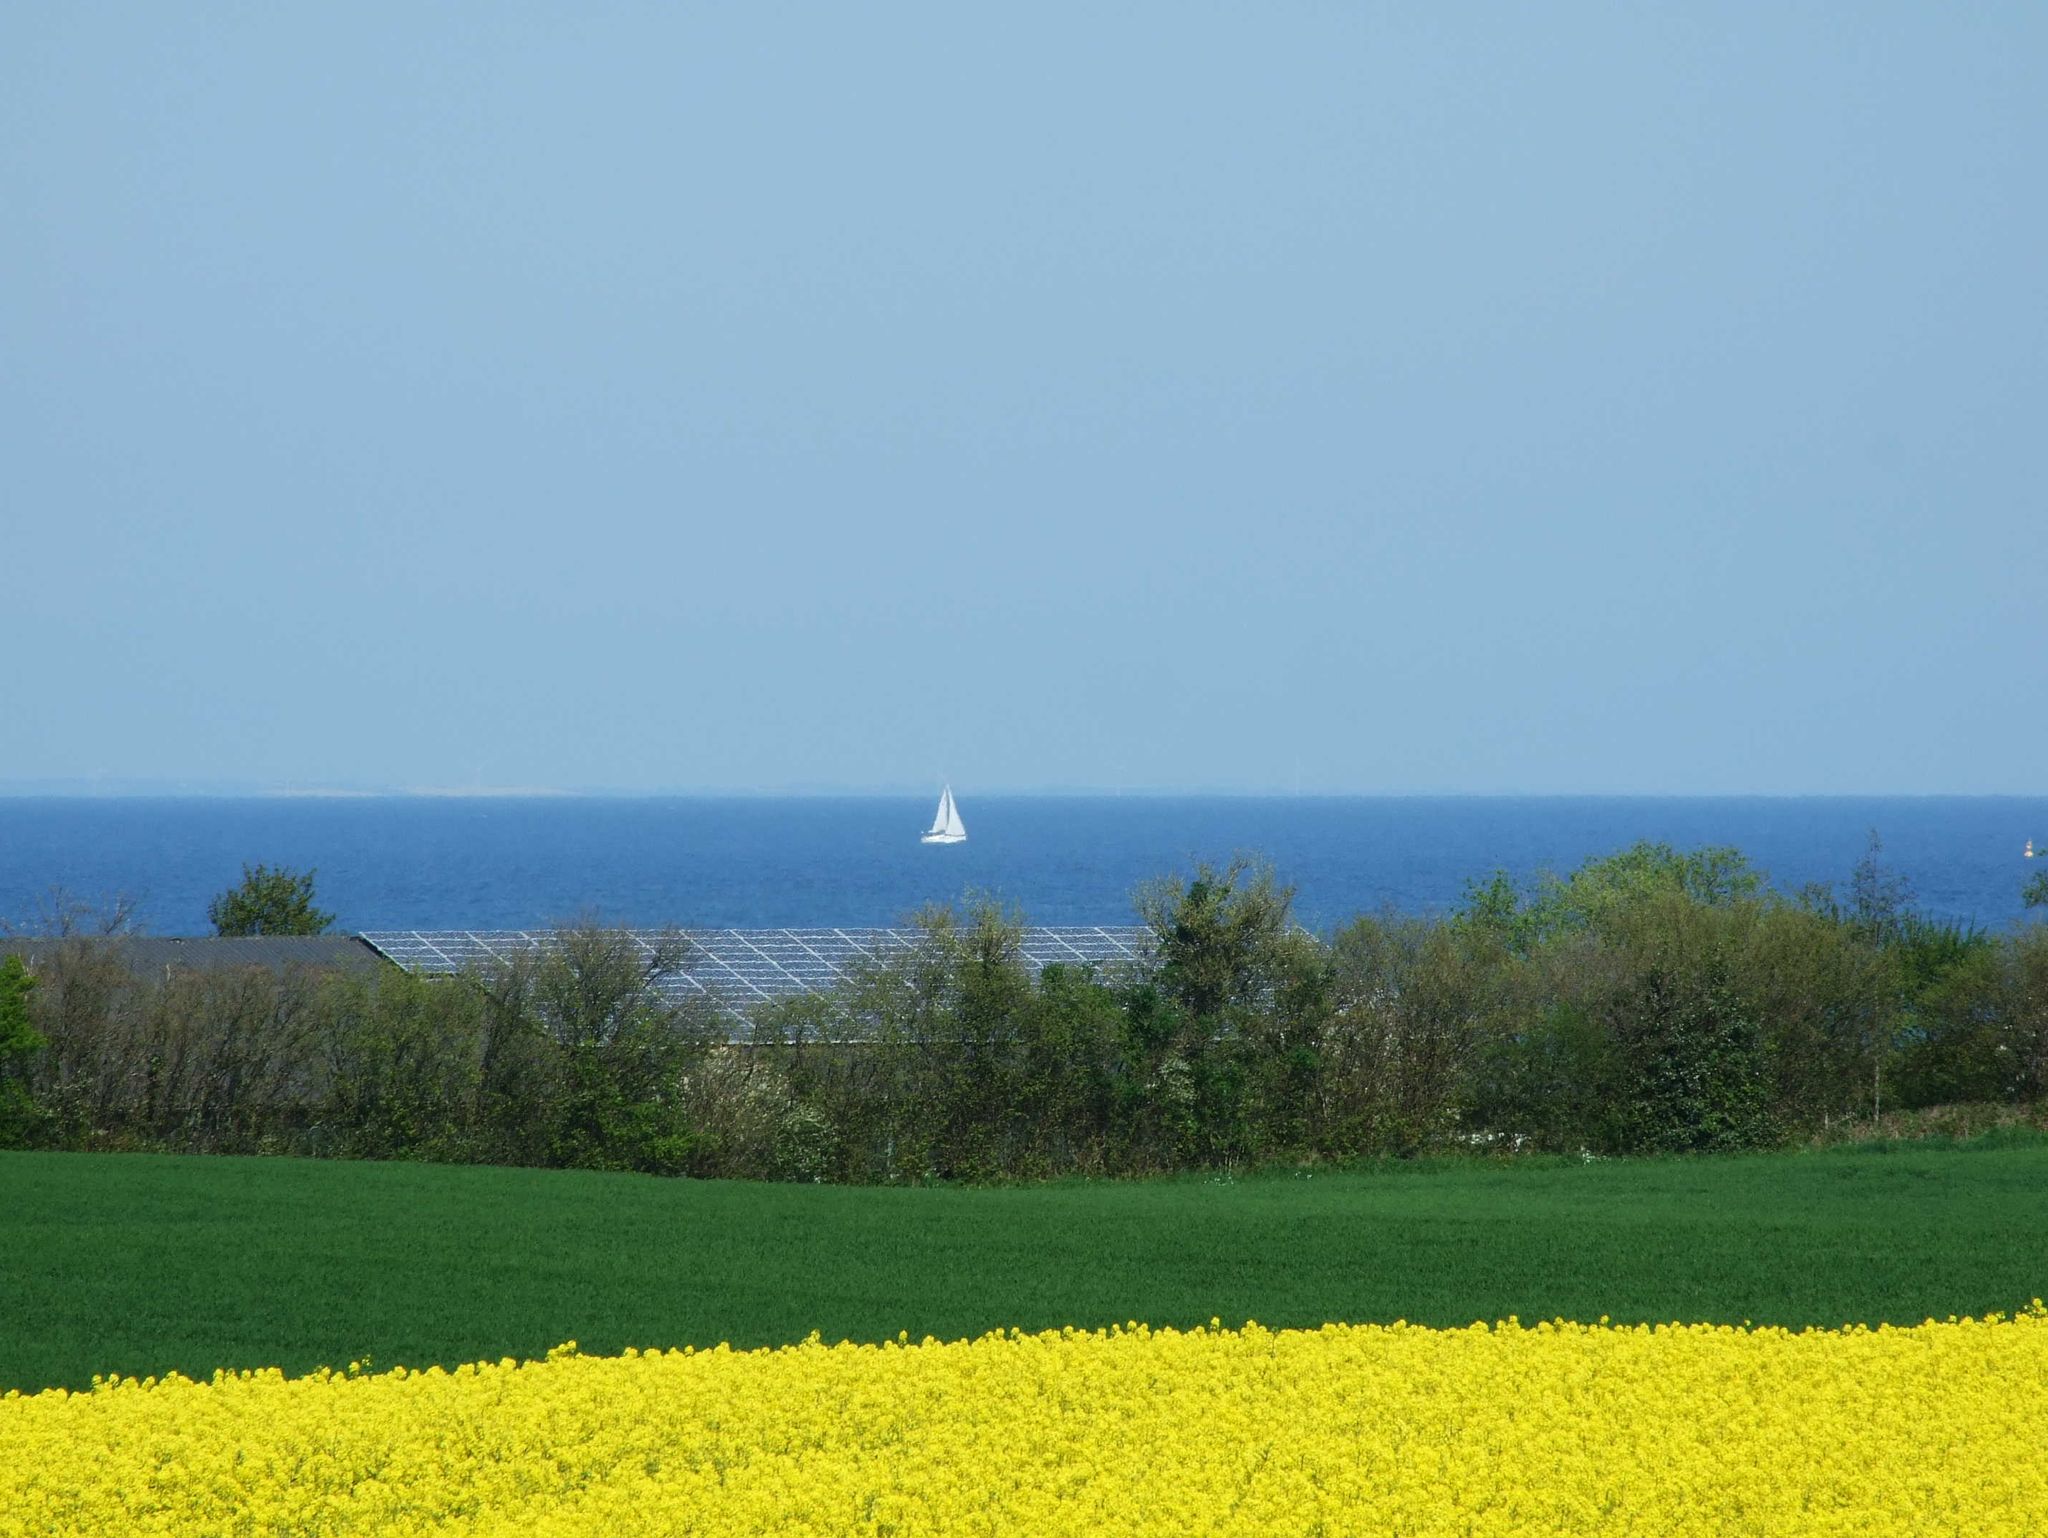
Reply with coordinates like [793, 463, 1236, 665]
[357, 927, 1154, 1015]
[3, 927, 1156, 1030]
[0, 934, 387, 982]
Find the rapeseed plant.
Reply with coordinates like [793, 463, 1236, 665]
[5, 1310, 2046, 1536]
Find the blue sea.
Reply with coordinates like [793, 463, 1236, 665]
[0, 796, 2043, 937]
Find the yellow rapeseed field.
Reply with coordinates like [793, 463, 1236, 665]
[5, 1311, 2047, 1537]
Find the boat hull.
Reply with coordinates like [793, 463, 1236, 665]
[920, 832, 967, 845]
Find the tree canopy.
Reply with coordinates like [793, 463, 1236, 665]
[207, 864, 334, 937]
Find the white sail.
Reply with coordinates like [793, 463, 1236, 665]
[922, 785, 967, 844]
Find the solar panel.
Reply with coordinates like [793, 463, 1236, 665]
[356, 926, 1155, 1034]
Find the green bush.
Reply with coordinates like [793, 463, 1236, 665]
[315, 969, 486, 1160]
[1459, 842, 1764, 956]
[0, 955, 46, 1147]
[207, 864, 334, 937]
[1728, 901, 1895, 1127]
[1467, 995, 1616, 1153]
[1325, 914, 1514, 1155]
[486, 926, 718, 1176]
[1600, 949, 1774, 1155]
[1899, 926, 2048, 1108]
[1133, 858, 1321, 1166]
[1457, 851, 1879, 1151]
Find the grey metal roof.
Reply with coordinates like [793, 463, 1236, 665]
[0, 934, 390, 980]
[359, 926, 1155, 1018]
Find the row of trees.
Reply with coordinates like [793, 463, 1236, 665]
[737, 844, 2046, 1179]
[2, 844, 2044, 1180]
[0, 864, 332, 945]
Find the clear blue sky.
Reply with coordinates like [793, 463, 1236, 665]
[3, 5, 2042, 795]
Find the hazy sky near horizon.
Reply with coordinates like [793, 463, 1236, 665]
[3, 5, 2042, 795]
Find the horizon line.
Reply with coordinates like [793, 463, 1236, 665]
[1, 784, 2044, 802]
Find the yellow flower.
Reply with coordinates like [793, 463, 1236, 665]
[4, 1310, 2047, 1535]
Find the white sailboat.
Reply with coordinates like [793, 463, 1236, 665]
[921, 784, 967, 845]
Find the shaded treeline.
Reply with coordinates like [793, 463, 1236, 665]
[0, 930, 722, 1176]
[2, 843, 2044, 1181]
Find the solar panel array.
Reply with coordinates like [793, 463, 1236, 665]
[358, 927, 1155, 1029]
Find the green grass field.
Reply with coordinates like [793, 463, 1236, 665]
[6, 1138, 2047, 1392]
